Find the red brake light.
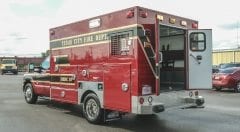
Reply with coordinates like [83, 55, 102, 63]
[50, 30, 55, 35]
[139, 97, 144, 104]
[140, 12, 147, 18]
[192, 23, 198, 28]
[126, 10, 134, 18]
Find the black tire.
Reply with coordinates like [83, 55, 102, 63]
[215, 87, 222, 91]
[234, 82, 240, 93]
[24, 83, 38, 104]
[83, 93, 103, 124]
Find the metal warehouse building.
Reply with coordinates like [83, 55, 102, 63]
[212, 49, 240, 65]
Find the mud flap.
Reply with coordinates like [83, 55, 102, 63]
[103, 110, 122, 122]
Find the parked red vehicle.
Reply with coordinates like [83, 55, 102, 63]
[212, 67, 240, 92]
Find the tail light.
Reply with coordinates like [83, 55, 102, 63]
[192, 23, 198, 28]
[222, 75, 231, 82]
[140, 12, 147, 18]
[214, 74, 230, 80]
[139, 97, 144, 104]
[212, 75, 215, 79]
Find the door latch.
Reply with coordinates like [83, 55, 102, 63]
[190, 54, 201, 64]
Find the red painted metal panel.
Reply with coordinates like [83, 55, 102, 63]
[51, 85, 78, 104]
[50, 66, 78, 104]
[32, 76, 50, 97]
[35, 82, 50, 97]
[103, 63, 131, 112]
[32, 81, 45, 95]
[137, 40, 155, 95]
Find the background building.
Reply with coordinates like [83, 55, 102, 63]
[212, 49, 240, 65]
[0, 56, 45, 72]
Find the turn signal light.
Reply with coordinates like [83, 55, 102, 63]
[169, 18, 176, 24]
[157, 15, 164, 21]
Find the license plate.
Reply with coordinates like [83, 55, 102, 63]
[215, 76, 219, 79]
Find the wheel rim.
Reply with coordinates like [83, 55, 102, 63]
[85, 99, 99, 120]
[25, 86, 32, 101]
[237, 82, 240, 92]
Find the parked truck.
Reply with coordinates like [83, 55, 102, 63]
[1, 58, 18, 75]
[23, 6, 212, 124]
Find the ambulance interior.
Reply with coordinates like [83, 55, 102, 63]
[159, 25, 186, 92]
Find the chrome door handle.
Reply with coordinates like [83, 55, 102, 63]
[190, 53, 201, 64]
[159, 52, 163, 63]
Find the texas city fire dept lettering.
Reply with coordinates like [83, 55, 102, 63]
[50, 26, 138, 50]
[60, 33, 108, 48]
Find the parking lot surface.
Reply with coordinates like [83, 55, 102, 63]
[0, 73, 239, 132]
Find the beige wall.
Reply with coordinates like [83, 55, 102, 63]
[213, 50, 240, 65]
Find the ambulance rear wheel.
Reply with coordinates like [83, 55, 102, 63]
[83, 93, 103, 124]
[24, 83, 38, 104]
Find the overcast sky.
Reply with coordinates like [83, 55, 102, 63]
[0, 0, 240, 57]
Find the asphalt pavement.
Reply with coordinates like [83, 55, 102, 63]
[0, 73, 239, 132]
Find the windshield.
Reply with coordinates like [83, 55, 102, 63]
[1, 59, 16, 64]
[219, 68, 236, 74]
[41, 56, 50, 69]
[219, 63, 240, 69]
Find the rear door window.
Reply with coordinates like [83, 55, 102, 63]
[190, 32, 206, 51]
